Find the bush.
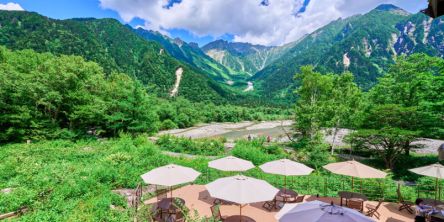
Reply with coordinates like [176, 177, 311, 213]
[156, 135, 225, 156]
[293, 134, 332, 170]
[231, 139, 286, 165]
[160, 119, 178, 130]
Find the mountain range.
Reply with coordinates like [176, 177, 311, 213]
[251, 4, 444, 100]
[0, 11, 235, 103]
[1, 4, 443, 105]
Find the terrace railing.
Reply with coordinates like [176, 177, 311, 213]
[203, 169, 443, 203]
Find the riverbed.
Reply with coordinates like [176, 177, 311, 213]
[157, 121, 444, 154]
[158, 120, 293, 142]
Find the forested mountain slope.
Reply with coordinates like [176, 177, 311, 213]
[133, 28, 235, 82]
[202, 40, 291, 77]
[253, 4, 444, 101]
[0, 11, 232, 102]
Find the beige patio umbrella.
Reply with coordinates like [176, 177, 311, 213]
[276, 200, 375, 222]
[409, 163, 444, 200]
[141, 164, 201, 197]
[323, 160, 387, 191]
[259, 159, 313, 191]
[206, 175, 279, 220]
[208, 156, 255, 172]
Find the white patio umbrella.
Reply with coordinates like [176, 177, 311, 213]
[276, 200, 375, 222]
[323, 160, 387, 191]
[206, 175, 279, 219]
[208, 156, 255, 172]
[409, 163, 444, 200]
[260, 159, 313, 189]
[141, 164, 201, 197]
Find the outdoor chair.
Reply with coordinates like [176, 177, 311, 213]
[132, 184, 143, 212]
[365, 199, 383, 219]
[288, 195, 305, 203]
[174, 211, 186, 222]
[150, 205, 163, 222]
[166, 210, 185, 222]
[210, 205, 226, 221]
[213, 198, 235, 205]
[397, 188, 414, 214]
[156, 188, 168, 202]
[347, 199, 364, 212]
[263, 198, 278, 211]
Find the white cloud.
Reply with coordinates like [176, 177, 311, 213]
[100, 0, 426, 46]
[0, 2, 24, 11]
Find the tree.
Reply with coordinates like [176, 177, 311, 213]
[294, 66, 333, 138]
[104, 73, 159, 136]
[306, 133, 332, 170]
[361, 104, 424, 156]
[369, 54, 444, 139]
[293, 66, 365, 154]
[347, 128, 418, 169]
[326, 72, 365, 154]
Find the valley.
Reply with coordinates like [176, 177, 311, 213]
[1, 2, 444, 221]
[3, 4, 441, 105]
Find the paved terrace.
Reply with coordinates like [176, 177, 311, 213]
[145, 185, 415, 222]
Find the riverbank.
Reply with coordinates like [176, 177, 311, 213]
[158, 121, 444, 155]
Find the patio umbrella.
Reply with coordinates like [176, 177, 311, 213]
[276, 200, 374, 222]
[141, 164, 201, 197]
[409, 163, 444, 200]
[259, 159, 313, 190]
[206, 175, 279, 220]
[323, 160, 387, 191]
[208, 156, 255, 172]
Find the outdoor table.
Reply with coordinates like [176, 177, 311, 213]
[277, 188, 298, 202]
[430, 211, 444, 222]
[423, 198, 444, 207]
[157, 197, 186, 211]
[225, 215, 256, 222]
[338, 191, 368, 206]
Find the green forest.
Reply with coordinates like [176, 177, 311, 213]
[0, 47, 287, 144]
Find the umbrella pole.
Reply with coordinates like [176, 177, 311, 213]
[240, 205, 242, 222]
[436, 177, 439, 200]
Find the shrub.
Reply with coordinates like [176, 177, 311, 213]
[231, 139, 286, 165]
[156, 135, 225, 156]
[160, 119, 178, 130]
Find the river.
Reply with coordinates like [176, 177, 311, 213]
[158, 120, 293, 142]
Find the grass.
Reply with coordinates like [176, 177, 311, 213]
[1, 136, 442, 221]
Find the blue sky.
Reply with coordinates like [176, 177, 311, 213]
[0, 0, 234, 46]
[0, 0, 426, 46]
